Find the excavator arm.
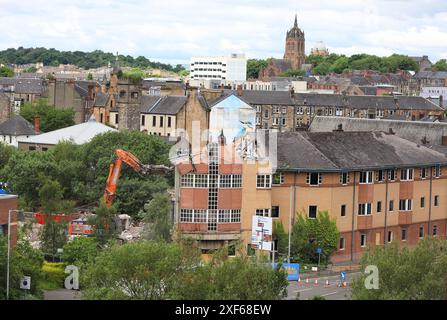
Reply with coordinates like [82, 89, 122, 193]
[103, 149, 172, 207]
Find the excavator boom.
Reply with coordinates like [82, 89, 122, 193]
[103, 149, 172, 207]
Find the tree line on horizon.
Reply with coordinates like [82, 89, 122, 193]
[0, 47, 186, 73]
[247, 54, 447, 79]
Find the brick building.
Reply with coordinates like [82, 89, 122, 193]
[174, 130, 447, 263]
[0, 194, 18, 247]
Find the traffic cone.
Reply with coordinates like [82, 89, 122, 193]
[298, 277, 301, 286]
[325, 279, 330, 287]
[343, 281, 347, 288]
[314, 279, 319, 286]
[305, 278, 309, 286]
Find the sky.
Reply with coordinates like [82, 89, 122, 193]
[1, 0, 446, 66]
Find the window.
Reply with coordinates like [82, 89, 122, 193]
[231, 210, 241, 223]
[152, 116, 156, 127]
[271, 206, 280, 218]
[272, 173, 284, 185]
[115, 114, 119, 124]
[434, 166, 441, 178]
[433, 225, 438, 236]
[387, 231, 393, 243]
[281, 106, 287, 114]
[309, 206, 317, 219]
[167, 117, 172, 128]
[340, 172, 349, 185]
[180, 209, 193, 222]
[420, 197, 425, 208]
[232, 175, 242, 188]
[29, 146, 36, 151]
[256, 105, 261, 113]
[273, 106, 280, 113]
[376, 170, 384, 182]
[358, 203, 372, 215]
[389, 200, 394, 212]
[401, 228, 407, 241]
[195, 175, 208, 188]
[400, 168, 414, 181]
[359, 171, 373, 184]
[131, 92, 139, 99]
[256, 209, 270, 217]
[307, 173, 321, 186]
[281, 118, 286, 126]
[141, 115, 145, 126]
[264, 110, 269, 118]
[181, 174, 194, 187]
[419, 226, 424, 238]
[119, 90, 126, 98]
[388, 169, 397, 181]
[420, 167, 428, 179]
[272, 117, 279, 125]
[360, 234, 367, 247]
[341, 205, 346, 217]
[218, 210, 231, 223]
[399, 199, 412, 211]
[339, 237, 345, 250]
[377, 201, 382, 213]
[219, 175, 232, 188]
[256, 174, 271, 188]
[434, 195, 439, 207]
[160, 116, 164, 127]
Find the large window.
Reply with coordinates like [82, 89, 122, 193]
[419, 226, 424, 238]
[377, 201, 382, 213]
[181, 174, 194, 187]
[180, 209, 193, 222]
[400, 168, 414, 181]
[309, 205, 317, 219]
[388, 169, 397, 181]
[307, 173, 322, 186]
[434, 195, 439, 207]
[271, 206, 280, 218]
[389, 200, 394, 212]
[401, 228, 407, 241]
[256, 209, 270, 217]
[340, 172, 349, 185]
[195, 175, 208, 188]
[256, 174, 271, 188]
[399, 199, 412, 211]
[434, 166, 441, 178]
[376, 170, 385, 183]
[358, 203, 372, 215]
[360, 234, 367, 247]
[341, 204, 346, 217]
[359, 171, 373, 184]
[272, 173, 284, 185]
[420, 167, 428, 179]
[339, 237, 345, 250]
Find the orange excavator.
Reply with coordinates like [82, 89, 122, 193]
[69, 149, 172, 236]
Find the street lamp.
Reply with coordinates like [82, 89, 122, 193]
[6, 209, 34, 300]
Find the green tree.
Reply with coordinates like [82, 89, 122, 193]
[351, 238, 447, 300]
[0, 66, 14, 77]
[0, 236, 44, 299]
[330, 56, 349, 74]
[40, 219, 67, 260]
[280, 69, 306, 77]
[24, 66, 37, 73]
[86, 73, 93, 80]
[432, 59, 447, 72]
[246, 58, 270, 79]
[62, 237, 98, 266]
[313, 61, 331, 75]
[139, 193, 173, 242]
[19, 98, 75, 132]
[82, 241, 191, 299]
[273, 221, 288, 257]
[88, 201, 118, 246]
[290, 211, 339, 264]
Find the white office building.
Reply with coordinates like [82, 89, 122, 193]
[189, 54, 247, 82]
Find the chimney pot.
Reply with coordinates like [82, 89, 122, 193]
[34, 113, 40, 134]
[236, 85, 243, 97]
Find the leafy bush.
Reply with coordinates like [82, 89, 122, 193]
[41, 261, 65, 289]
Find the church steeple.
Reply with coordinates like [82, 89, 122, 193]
[294, 13, 298, 28]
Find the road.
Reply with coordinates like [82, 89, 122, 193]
[44, 289, 81, 300]
[286, 272, 361, 300]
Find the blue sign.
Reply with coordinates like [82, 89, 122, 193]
[340, 272, 346, 280]
[316, 247, 322, 254]
[274, 263, 300, 281]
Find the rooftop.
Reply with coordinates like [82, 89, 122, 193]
[0, 115, 36, 136]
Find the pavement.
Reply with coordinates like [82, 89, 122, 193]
[44, 289, 81, 300]
[286, 272, 361, 300]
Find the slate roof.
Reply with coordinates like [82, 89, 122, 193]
[215, 90, 442, 111]
[277, 131, 447, 171]
[359, 86, 378, 96]
[140, 95, 187, 115]
[74, 81, 99, 98]
[93, 92, 110, 107]
[0, 77, 46, 94]
[0, 115, 36, 136]
[413, 71, 447, 80]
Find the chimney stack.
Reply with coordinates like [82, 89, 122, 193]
[236, 85, 243, 97]
[290, 86, 295, 98]
[34, 113, 40, 134]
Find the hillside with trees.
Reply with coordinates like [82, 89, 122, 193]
[0, 47, 185, 72]
[247, 53, 424, 79]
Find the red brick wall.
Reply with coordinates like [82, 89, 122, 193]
[0, 196, 18, 247]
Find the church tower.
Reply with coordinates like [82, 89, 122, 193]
[283, 14, 305, 70]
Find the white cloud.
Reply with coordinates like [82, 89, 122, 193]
[0, 0, 446, 64]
